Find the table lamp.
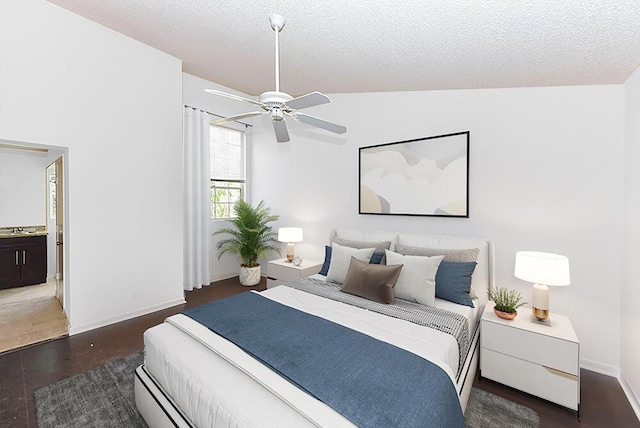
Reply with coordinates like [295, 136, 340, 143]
[278, 227, 303, 262]
[514, 251, 570, 322]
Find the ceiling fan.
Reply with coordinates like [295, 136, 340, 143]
[204, 14, 346, 143]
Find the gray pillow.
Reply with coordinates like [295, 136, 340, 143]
[333, 238, 392, 263]
[395, 244, 480, 263]
[340, 257, 403, 304]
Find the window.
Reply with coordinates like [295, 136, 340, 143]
[210, 126, 246, 219]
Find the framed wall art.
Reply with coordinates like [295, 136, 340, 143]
[359, 131, 469, 217]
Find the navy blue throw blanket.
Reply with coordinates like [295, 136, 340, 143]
[183, 292, 464, 428]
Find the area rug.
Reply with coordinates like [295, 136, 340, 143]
[34, 352, 146, 428]
[465, 388, 540, 428]
[35, 351, 540, 427]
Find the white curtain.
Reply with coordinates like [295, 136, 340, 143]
[183, 107, 211, 291]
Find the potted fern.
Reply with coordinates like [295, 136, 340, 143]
[489, 287, 527, 320]
[214, 200, 280, 286]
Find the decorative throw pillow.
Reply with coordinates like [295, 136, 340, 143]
[326, 243, 376, 284]
[395, 244, 480, 263]
[333, 238, 392, 264]
[385, 250, 444, 307]
[340, 257, 403, 304]
[319, 244, 382, 277]
[369, 251, 385, 264]
[435, 262, 477, 307]
[319, 245, 332, 276]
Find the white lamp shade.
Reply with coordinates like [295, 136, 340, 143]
[514, 251, 570, 286]
[278, 227, 303, 243]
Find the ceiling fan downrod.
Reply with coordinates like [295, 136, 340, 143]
[269, 14, 286, 93]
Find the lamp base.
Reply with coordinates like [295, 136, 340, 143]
[286, 242, 295, 262]
[530, 314, 551, 326]
[532, 306, 549, 321]
[532, 283, 550, 322]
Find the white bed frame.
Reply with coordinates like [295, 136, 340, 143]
[135, 229, 494, 427]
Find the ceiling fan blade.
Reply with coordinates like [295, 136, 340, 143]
[285, 91, 331, 110]
[204, 89, 266, 108]
[272, 120, 290, 143]
[291, 112, 347, 134]
[210, 111, 265, 126]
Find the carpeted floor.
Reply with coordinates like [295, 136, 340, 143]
[34, 351, 539, 427]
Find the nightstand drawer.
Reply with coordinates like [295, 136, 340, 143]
[268, 262, 302, 281]
[482, 348, 579, 411]
[482, 321, 579, 375]
[266, 259, 323, 288]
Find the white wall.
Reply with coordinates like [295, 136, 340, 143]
[622, 65, 640, 416]
[0, 148, 48, 227]
[182, 72, 260, 283]
[0, 0, 184, 333]
[251, 85, 625, 373]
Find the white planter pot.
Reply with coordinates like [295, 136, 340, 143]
[239, 265, 261, 286]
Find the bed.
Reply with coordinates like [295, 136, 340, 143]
[135, 229, 494, 427]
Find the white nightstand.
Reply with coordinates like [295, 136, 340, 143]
[266, 258, 322, 289]
[480, 304, 580, 418]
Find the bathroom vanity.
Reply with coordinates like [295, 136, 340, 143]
[0, 231, 47, 290]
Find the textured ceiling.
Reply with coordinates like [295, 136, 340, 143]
[46, 0, 640, 97]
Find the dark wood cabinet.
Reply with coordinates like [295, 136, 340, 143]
[0, 247, 21, 285]
[0, 235, 47, 290]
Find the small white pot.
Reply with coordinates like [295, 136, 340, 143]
[239, 265, 261, 286]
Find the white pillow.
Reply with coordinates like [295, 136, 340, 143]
[326, 243, 375, 284]
[385, 250, 444, 307]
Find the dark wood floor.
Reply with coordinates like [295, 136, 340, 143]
[1, 277, 638, 427]
[475, 366, 639, 428]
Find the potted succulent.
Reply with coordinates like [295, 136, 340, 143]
[488, 287, 527, 320]
[214, 200, 280, 286]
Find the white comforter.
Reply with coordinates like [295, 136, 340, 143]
[144, 286, 462, 428]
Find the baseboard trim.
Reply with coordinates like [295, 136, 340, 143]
[619, 376, 640, 421]
[580, 358, 620, 377]
[209, 272, 239, 283]
[68, 298, 186, 335]
[209, 269, 270, 284]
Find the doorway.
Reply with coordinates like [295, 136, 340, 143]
[0, 145, 68, 353]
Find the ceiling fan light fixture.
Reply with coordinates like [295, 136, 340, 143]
[271, 108, 284, 121]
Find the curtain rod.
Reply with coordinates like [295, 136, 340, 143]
[184, 104, 252, 128]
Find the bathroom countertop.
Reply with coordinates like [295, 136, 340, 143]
[0, 225, 48, 239]
[0, 231, 48, 239]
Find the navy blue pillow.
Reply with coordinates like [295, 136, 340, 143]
[435, 262, 477, 308]
[319, 246, 385, 276]
[319, 245, 332, 275]
[369, 251, 384, 264]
